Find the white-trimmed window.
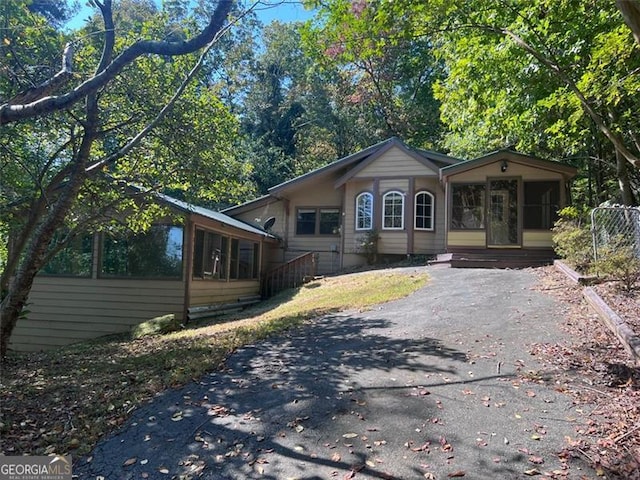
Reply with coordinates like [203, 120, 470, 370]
[355, 192, 373, 230]
[383, 191, 404, 230]
[414, 191, 435, 231]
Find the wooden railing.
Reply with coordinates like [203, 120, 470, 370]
[262, 252, 318, 298]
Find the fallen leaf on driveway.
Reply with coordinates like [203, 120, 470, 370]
[123, 457, 137, 467]
[343, 433, 358, 438]
[523, 468, 541, 476]
[447, 470, 466, 477]
[331, 453, 341, 462]
[528, 455, 544, 464]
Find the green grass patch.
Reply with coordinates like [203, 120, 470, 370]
[0, 269, 428, 457]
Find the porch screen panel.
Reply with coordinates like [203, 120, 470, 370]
[101, 225, 183, 278]
[237, 239, 258, 279]
[41, 234, 93, 277]
[523, 181, 560, 229]
[193, 229, 227, 279]
[451, 184, 485, 230]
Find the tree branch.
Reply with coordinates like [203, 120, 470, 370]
[4, 43, 74, 106]
[0, 0, 234, 125]
[85, 19, 233, 175]
[499, 27, 640, 169]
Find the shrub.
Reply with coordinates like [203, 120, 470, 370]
[552, 206, 594, 273]
[356, 229, 379, 265]
[595, 237, 640, 292]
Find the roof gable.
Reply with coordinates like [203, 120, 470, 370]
[333, 139, 450, 188]
[440, 149, 577, 179]
[268, 137, 399, 195]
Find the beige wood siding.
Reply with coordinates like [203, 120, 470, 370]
[378, 232, 407, 254]
[413, 178, 446, 254]
[379, 179, 409, 193]
[448, 231, 486, 247]
[523, 231, 554, 248]
[232, 200, 287, 239]
[190, 279, 260, 306]
[413, 231, 441, 254]
[377, 179, 408, 254]
[284, 177, 343, 274]
[11, 277, 185, 351]
[342, 253, 367, 270]
[355, 146, 438, 178]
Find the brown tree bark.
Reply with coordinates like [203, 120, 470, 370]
[617, 0, 640, 47]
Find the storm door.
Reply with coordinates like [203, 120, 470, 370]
[488, 179, 519, 246]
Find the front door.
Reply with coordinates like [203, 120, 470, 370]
[488, 179, 519, 246]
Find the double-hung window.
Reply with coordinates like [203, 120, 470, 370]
[355, 192, 373, 230]
[414, 191, 435, 231]
[383, 191, 404, 230]
[296, 208, 340, 235]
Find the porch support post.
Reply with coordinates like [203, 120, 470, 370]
[407, 177, 415, 254]
[373, 178, 381, 231]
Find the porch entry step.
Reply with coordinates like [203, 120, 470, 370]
[441, 250, 556, 269]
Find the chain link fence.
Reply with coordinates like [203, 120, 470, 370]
[591, 206, 640, 262]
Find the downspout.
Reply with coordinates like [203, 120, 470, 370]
[373, 179, 381, 231]
[440, 172, 450, 253]
[407, 177, 415, 255]
[282, 198, 290, 263]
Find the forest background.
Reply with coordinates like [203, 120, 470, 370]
[2, 0, 640, 353]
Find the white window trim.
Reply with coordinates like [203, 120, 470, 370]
[382, 191, 404, 230]
[355, 192, 373, 231]
[414, 191, 435, 231]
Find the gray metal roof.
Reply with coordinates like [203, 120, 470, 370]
[158, 194, 274, 239]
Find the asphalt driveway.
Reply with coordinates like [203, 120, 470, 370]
[75, 266, 596, 479]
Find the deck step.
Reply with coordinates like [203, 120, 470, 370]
[443, 250, 555, 269]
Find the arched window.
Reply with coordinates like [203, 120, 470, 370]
[383, 191, 404, 230]
[355, 192, 373, 230]
[415, 191, 435, 231]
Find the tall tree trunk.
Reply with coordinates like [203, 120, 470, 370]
[617, 0, 640, 47]
[0, 177, 86, 357]
[0, 92, 96, 358]
[616, 148, 637, 205]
